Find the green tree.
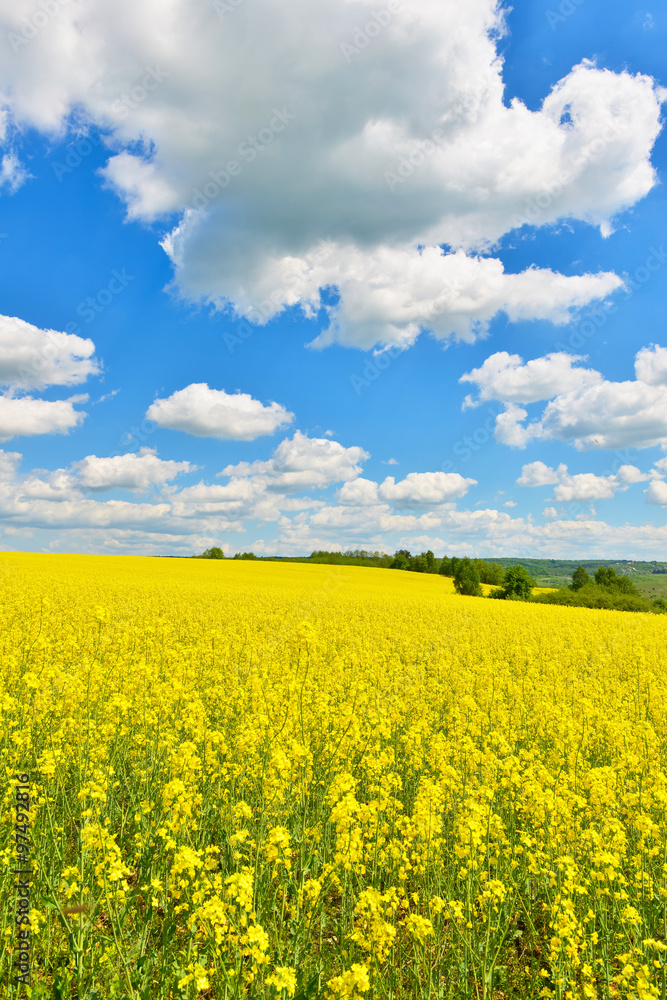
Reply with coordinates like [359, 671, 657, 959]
[390, 550, 411, 570]
[453, 557, 482, 597]
[199, 546, 225, 559]
[503, 564, 535, 600]
[438, 556, 453, 577]
[571, 566, 590, 591]
[594, 566, 640, 595]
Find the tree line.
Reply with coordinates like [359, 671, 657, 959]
[194, 546, 665, 613]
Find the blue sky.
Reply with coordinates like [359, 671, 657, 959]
[0, 0, 666, 558]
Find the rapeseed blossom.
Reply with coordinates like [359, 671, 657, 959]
[1, 553, 667, 998]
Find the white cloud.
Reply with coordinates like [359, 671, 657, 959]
[146, 384, 294, 441]
[464, 345, 667, 450]
[222, 431, 368, 492]
[337, 478, 380, 506]
[634, 344, 667, 386]
[336, 471, 476, 508]
[303, 248, 622, 350]
[0, 151, 28, 193]
[494, 403, 536, 448]
[0, 394, 87, 442]
[517, 460, 648, 501]
[71, 448, 195, 492]
[537, 381, 667, 450]
[3, 439, 667, 557]
[460, 351, 602, 406]
[378, 471, 476, 506]
[645, 480, 667, 506]
[516, 461, 562, 487]
[0, 314, 99, 389]
[0, 448, 21, 480]
[0, 1, 663, 348]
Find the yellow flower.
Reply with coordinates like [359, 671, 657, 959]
[267, 967, 298, 996]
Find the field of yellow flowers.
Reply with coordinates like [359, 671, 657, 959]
[2, 553, 667, 1000]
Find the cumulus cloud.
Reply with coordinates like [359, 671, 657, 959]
[0, 394, 87, 442]
[634, 344, 667, 386]
[71, 448, 195, 493]
[378, 471, 476, 506]
[645, 480, 667, 506]
[146, 384, 294, 441]
[222, 431, 369, 492]
[460, 351, 602, 407]
[517, 460, 648, 501]
[337, 478, 380, 506]
[2, 438, 667, 557]
[0, 448, 21, 479]
[0, 1, 663, 348]
[462, 345, 667, 450]
[337, 471, 475, 508]
[302, 249, 622, 350]
[0, 151, 28, 193]
[0, 314, 99, 389]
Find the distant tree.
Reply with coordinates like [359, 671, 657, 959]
[234, 552, 258, 560]
[486, 562, 506, 587]
[594, 566, 640, 595]
[571, 566, 590, 591]
[453, 557, 482, 597]
[410, 554, 429, 573]
[425, 550, 436, 572]
[474, 559, 505, 586]
[390, 551, 411, 570]
[200, 546, 225, 559]
[503, 564, 535, 600]
[438, 556, 453, 577]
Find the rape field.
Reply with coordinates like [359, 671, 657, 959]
[1, 554, 667, 1000]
